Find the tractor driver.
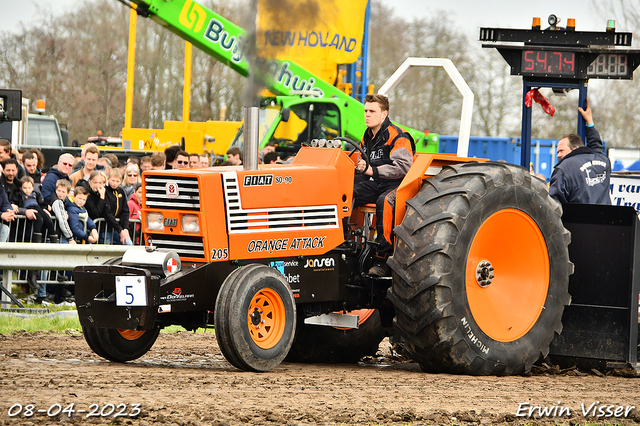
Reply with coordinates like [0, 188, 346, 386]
[354, 94, 414, 276]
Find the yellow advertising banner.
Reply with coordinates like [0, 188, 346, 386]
[257, 0, 367, 82]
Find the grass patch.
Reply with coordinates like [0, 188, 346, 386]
[0, 313, 81, 335]
[0, 305, 214, 335]
[162, 325, 209, 333]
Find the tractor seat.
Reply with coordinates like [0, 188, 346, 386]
[358, 203, 377, 214]
[358, 203, 376, 240]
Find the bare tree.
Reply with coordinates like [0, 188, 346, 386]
[588, 0, 640, 148]
[369, 1, 473, 136]
[4, 0, 638, 151]
[0, 0, 248, 145]
[468, 49, 520, 137]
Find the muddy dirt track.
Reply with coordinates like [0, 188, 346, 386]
[0, 331, 639, 426]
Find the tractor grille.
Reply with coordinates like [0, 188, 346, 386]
[221, 172, 340, 233]
[144, 176, 200, 211]
[148, 234, 206, 260]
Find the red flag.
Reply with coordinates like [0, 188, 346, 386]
[525, 89, 555, 116]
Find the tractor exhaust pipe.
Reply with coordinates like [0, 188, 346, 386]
[243, 106, 259, 171]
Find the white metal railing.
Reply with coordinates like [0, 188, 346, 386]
[0, 243, 130, 305]
[1, 215, 145, 305]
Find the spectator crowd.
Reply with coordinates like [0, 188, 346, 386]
[0, 140, 214, 305]
[1, 139, 284, 305]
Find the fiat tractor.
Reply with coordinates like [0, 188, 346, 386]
[74, 3, 640, 375]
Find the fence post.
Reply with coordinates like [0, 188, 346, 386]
[0, 269, 14, 306]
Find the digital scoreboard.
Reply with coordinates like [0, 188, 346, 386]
[479, 15, 640, 168]
[587, 53, 629, 77]
[480, 22, 640, 80]
[521, 50, 576, 77]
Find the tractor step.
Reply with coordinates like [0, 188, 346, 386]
[304, 312, 360, 329]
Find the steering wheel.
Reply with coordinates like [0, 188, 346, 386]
[335, 137, 370, 175]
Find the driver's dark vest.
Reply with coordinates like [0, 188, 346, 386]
[361, 119, 415, 174]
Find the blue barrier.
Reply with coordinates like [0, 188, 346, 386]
[439, 136, 558, 180]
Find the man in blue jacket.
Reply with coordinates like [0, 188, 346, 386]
[549, 100, 611, 205]
[0, 177, 16, 242]
[41, 153, 74, 203]
[0, 173, 17, 300]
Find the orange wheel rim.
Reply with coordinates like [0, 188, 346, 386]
[466, 209, 549, 342]
[247, 288, 286, 349]
[117, 329, 146, 340]
[333, 309, 375, 330]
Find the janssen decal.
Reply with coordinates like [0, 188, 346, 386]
[304, 257, 335, 270]
[247, 236, 326, 253]
[243, 174, 274, 187]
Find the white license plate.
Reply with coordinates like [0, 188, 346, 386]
[115, 275, 147, 307]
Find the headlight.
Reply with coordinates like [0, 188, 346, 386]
[147, 212, 164, 231]
[181, 214, 200, 233]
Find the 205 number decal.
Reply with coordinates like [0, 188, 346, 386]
[211, 248, 229, 261]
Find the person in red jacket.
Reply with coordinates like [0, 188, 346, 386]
[128, 183, 143, 244]
[353, 94, 414, 276]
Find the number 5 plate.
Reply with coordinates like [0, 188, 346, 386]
[115, 275, 147, 307]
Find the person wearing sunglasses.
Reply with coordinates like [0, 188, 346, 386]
[123, 164, 141, 199]
[41, 153, 75, 203]
[173, 151, 190, 170]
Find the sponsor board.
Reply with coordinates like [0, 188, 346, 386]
[610, 175, 640, 211]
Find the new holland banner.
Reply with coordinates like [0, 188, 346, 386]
[257, 0, 367, 80]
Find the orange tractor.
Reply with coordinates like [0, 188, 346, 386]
[74, 8, 640, 374]
[74, 120, 581, 375]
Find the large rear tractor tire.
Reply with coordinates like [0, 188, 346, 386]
[286, 309, 386, 363]
[82, 326, 161, 362]
[214, 264, 296, 372]
[388, 162, 572, 375]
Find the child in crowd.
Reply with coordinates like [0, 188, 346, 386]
[106, 168, 132, 245]
[50, 179, 75, 244]
[128, 183, 142, 244]
[18, 176, 57, 243]
[77, 170, 131, 245]
[66, 186, 98, 244]
[40, 179, 75, 303]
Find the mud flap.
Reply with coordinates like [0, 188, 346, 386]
[74, 265, 160, 330]
[549, 204, 640, 370]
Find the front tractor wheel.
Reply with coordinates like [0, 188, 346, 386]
[82, 326, 161, 362]
[80, 256, 161, 363]
[214, 264, 296, 372]
[388, 162, 572, 375]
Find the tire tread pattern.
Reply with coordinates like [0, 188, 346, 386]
[388, 162, 572, 375]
